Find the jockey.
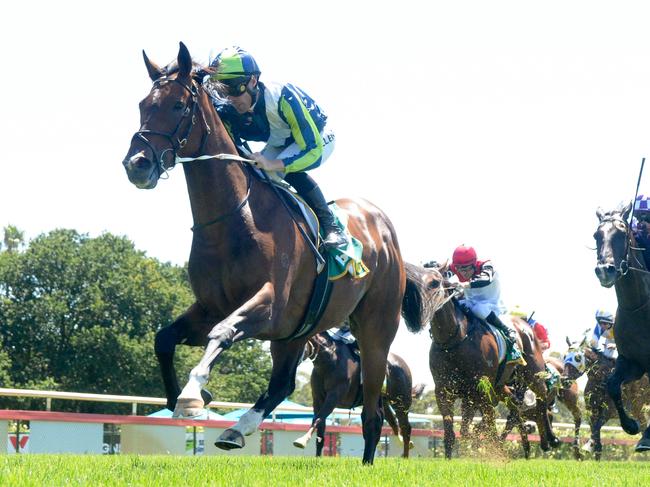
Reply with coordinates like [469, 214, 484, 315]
[450, 245, 525, 365]
[590, 309, 617, 359]
[632, 194, 650, 269]
[511, 306, 551, 352]
[208, 46, 346, 249]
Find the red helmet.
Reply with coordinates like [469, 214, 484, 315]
[452, 245, 477, 267]
[451, 245, 479, 281]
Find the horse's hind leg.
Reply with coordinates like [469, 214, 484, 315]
[294, 386, 345, 453]
[382, 396, 400, 437]
[607, 356, 644, 435]
[216, 339, 306, 450]
[154, 303, 212, 411]
[352, 321, 399, 464]
[394, 401, 413, 458]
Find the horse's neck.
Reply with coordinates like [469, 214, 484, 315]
[181, 93, 252, 233]
[430, 302, 465, 345]
[615, 261, 650, 313]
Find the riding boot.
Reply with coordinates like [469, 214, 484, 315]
[486, 312, 526, 366]
[301, 186, 347, 249]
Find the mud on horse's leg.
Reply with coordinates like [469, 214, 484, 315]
[216, 340, 306, 450]
[607, 356, 644, 435]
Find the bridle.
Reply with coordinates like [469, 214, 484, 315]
[130, 75, 252, 231]
[131, 77, 207, 175]
[597, 214, 649, 280]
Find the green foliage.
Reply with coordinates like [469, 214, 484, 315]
[0, 228, 271, 412]
[288, 370, 313, 406]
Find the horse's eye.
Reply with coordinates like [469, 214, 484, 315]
[174, 101, 185, 110]
[575, 355, 582, 362]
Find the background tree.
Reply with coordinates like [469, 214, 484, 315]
[0, 228, 271, 413]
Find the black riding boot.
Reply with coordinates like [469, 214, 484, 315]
[301, 186, 347, 249]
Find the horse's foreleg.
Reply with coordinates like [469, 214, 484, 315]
[294, 387, 344, 452]
[529, 379, 560, 449]
[175, 286, 274, 418]
[382, 397, 400, 437]
[216, 339, 305, 450]
[606, 356, 644, 435]
[437, 390, 456, 459]
[561, 387, 583, 460]
[155, 303, 211, 411]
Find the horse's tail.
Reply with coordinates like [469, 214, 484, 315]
[402, 261, 437, 333]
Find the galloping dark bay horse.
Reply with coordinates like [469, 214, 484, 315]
[563, 337, 650, 459]
[122, 43, 418, 464]
[500, 355, 582, 460]
[594, 203, 650, 451]
[293, 332, 422, 457]
[401, 262, 559, 458]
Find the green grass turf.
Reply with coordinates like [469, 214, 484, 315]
[1, 455, 649, 486]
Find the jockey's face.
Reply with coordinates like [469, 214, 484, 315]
[598, 319, 613, 330]
[455, 264, 476, 281]
[227, 77, 257, 114]
[636, 214, 650, 235]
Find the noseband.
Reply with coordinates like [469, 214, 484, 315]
[131, 77, 208, 177]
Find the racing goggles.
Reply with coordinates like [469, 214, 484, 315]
[218, 76, 251, 97]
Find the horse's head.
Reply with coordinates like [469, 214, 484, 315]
[594, 202, 633, 287]
[562, 336, 588, 381]
[123, 42, 210, 189]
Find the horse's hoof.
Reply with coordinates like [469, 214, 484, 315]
[293, 438, 308, 449]
[409, 441, 415, 450]
[635, 438, 650, 452]
[623, 418, 641, 435]
[200, 389, 213, 406]
[582, 439, 594, 453]
[549, 436, 561, 449]
[215, 428, 245, 450]
[172, 397, 205, 418]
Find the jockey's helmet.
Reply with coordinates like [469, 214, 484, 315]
[210, 46, 261, 97]
[634, 195, 650, 222]
[450, 245, 478, 280]
[510, 305, 528, 319]
[452, 245, 477, 267]
[595, 309, 614, 324]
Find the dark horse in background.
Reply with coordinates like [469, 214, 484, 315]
[401, 262, 559, 459]
[595, 203, 650, 451]
[293, 332, 424, 457]
[563, 337, 650, 460]
[121, 43, 425, 464]
[500, 355, 582, 460]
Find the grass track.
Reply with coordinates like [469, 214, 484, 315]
[1, 455, 649, 486]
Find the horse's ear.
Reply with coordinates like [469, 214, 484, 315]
[579, 336, 588, 348]
[143, 50, 163, 81]
[178, 42, 192, 79]
[596, 207, 605, 222]
[566, 336, 572, 347]
[622, 200, 633, 221]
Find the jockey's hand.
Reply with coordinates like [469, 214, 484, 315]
[249, 153, 285, 172]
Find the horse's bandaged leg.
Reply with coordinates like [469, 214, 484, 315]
[230, 408, 265, 436]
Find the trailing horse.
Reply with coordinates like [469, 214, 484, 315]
[293, 332, 422, 457]
[500, 355, 582, 460]
[563, 337, 650, 459]
[401, 262, 559, 459]
[594, 203, 650, 451]
[122, 42, 417, 464]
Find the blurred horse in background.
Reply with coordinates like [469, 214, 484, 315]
[293, 331, 424, 457]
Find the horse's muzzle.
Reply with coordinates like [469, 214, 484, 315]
[123, 151, 158, 189]
[595, 263, 616, 288]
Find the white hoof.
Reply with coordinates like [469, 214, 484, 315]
[293, 435, 310, 449]
[582, 439, 594, 453]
